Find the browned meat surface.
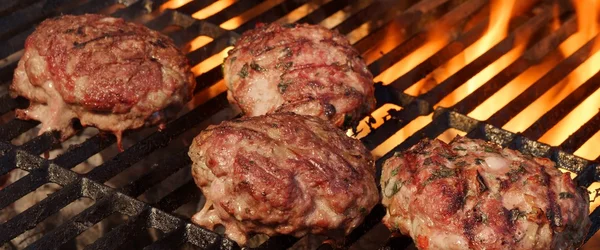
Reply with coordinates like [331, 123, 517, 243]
[188, 113, 378, 245]
[222, 23, 375, 128]
[10, 14, 195, 146]
[381, 136, 590, 250]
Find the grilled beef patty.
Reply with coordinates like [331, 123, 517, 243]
[188, 113, 378, 245]
[381, 136, 590, 250]
[10, 14, 195, 146]
[223, 23, 375, 128]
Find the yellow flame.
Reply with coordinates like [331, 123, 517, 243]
[538, 50, 600, 147]
[276, 0, 333, 24]
[191, 46, 233, 76]
[437, 128, 467, 143]
[186, 80, 228, 110]
[504, 0, 600, 137]
[378, 31, 449, 87]
[371, 114, 433, 159]
[220, 0, 285, 30]
[468, 56, 560, 120]
[417, 0, 517, 101]
[575, 130, 600, 160]
[192, 0, 237, 19]
[159, 0, 192, 11]
[319, 0, 374, 29]
[361, 21, 406, 65]
[437, 43, 526, 108]
[351, 104, 405, 139]
[183, 36, 213, 54]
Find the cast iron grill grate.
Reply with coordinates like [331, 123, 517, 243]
[0, 0, 599, 249]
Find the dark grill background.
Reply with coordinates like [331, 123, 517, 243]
[0, 0, 599, 249]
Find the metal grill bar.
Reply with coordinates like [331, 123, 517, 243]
[296, 0, 351, 24]
[367, 0, 488, 77]
[388, 18, 489, 92]
[522, 70, 600, 139]
[0, 169, 47, 210]
[120, 151, 191, 198]
[204, 1, 267, 25]
[0, 176, 80, 243]
[233, 0, 308, 33]
[0, 0, 125, 59]
[420, 5, 553, 105]
[84, 94, 228, 183]
[487, 33, 600, 126]
[84, 208, 151, 250]
[153, 181, 199, 213]
[352, 0, 451, 54]
[561, 113, 600, 153]
[0, 120, 39, 141]
[27, 196, 119, 249]
[453, 15, 578, 114]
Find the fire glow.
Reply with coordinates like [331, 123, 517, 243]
[163, 0, 600, 234]
[368, 0, 600, 164]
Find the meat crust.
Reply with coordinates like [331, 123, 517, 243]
[223, 23, 375, 128]
[10, 14, 195, 144]
[381, 136, 590, 250]
[188, 113, 378, 245]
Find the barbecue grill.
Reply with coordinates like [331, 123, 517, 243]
[1, 0, 600, 249]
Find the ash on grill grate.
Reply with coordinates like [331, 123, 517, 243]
[1, 0, 600, 249]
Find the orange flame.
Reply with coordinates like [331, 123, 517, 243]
[375, 28, 450, 86]
[438, 0, 524, 108]
[159, 0, 192, 11]
[536, 0, 600, 153]
[192, 0, 237, 20]
[221, 0, 285, 30]
[422, 0, 519, 103]
[504, 0, 600, 157]
[358, 0, 526, 153]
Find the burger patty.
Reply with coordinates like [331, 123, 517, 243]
[222, 23, 375, 128]
[10, 14, 195, 146]
[188, 113, 379, 245]
[381, 136, 590, 250]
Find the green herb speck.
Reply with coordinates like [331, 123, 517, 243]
[455, 161, 467, 167]
[424, 167, 456, 185]
[238, 63, 249, 78]
[250, 61, 266, 72]
[282, 47, 292, 57]
[384, 180, 404, 198]
[509, 209, 526, 222]
[423, 158, 433, 165]
[454, 146, 467, 151]
[481, 213, 488, 224]
[559, 192, 574, 199]
[391, 168, 399, 176]
[275, 61, 293, 70]
[278, 81, 290, 93]
[507, 164, 526, 182]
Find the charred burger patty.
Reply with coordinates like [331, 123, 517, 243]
[10, 14, 195, 145]
[188, 113, 379, 245]
[223, 23, 375, 128]
[381, 136, 590, 250]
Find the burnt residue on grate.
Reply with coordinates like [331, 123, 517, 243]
[0, 0, 600, 249]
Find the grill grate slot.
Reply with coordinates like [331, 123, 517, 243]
[487, 33, 600, 126]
